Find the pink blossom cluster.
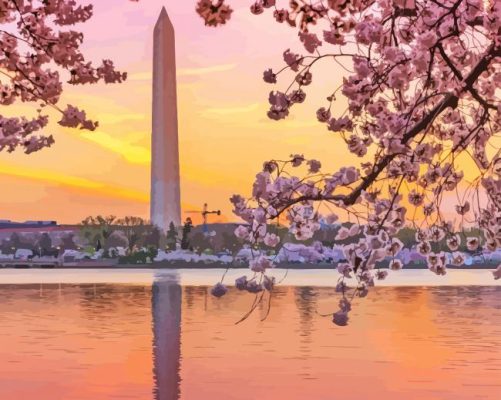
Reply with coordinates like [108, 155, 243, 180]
[0, 0, 129, 153]
[207, 0, 501, 326]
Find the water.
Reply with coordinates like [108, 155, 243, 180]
[0, 270, 500, 400]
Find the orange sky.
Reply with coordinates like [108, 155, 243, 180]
[0, 0, 358, 224]
[1, 1, 490, 225]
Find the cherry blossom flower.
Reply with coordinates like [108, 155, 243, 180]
[316, 107, 331, 123]
[335, 281, 348, 293]
[339, 298, 351, 312]
[246, 281, 264, 293]
[335, 227, 350, 241]
[408, 190, 424, 206]
[249, 255, 274, 272]
[298, 31, 322, 53]
[263, 68, 277, 83]
[290, 153, 305, 167]
[451, 252, 465, 266]
[455, 202, 471, 215]
[417, 241, 432, 256]
[332, 310, 349, 326]
[427, 253, 447, 275]
[210, 282, 228, 298]
[263, 275, 275, 291]
[307, 159, 322, 173]
[235, 276, 248, 290]
[58, 105, 97, 131]
[389, 259, 403, 271]
[250, 2, 264, 15]
[325, 214, 339, 224]
[283, 49, 301, 71]
[337, 263, 353, 278]
[234, 225, 250, 240]
[466, 237, 480, 251]
[446, 235, 461, 251]
[196, 0, 233, 27]
[263, 233, 280, 247]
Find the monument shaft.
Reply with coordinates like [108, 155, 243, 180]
[151, 8, 181, 231]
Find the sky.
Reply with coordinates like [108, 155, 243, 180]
[1, 0, 355, 224]
[0, 0, 491, 226]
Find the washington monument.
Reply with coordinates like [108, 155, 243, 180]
[150, 7, 181, 231]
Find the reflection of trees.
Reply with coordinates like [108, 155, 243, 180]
[391, 286, 422, 304]
[78, 284, 150, 321]
[294, 287, 318, 347]
[429, 286, 501, 315]
[183, 286, 208, 311]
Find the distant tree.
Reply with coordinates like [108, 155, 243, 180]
[181, 218, 194, 250]
[7, 232, 35, 251]
[9, 232, 22, 249]
[143, 226, 161, 248]
[36, 233, 53, 256]
[80, 215, 117, 245]
[0, 236, 16, 255]
[105, 230, 129, 250]
[221, 231, 240, 253]
[146, 245, 158, 261]
[61, 234, 78, 251]
[190, 232, 212, 254]
[165, 222, 178, 251]
[116, 216, 147, 253]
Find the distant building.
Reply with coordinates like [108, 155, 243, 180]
[0, 220, 57, 230]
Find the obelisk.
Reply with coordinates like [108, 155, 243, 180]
[151, 7, 181, 231]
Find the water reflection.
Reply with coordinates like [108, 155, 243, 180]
[0, 281, 499, 400]
[152, 276, 181, 400]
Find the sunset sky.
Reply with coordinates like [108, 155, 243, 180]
[1, 0, 357, 224]
[2, 0, 480, 225]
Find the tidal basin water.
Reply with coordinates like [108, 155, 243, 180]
[0, 269, 500, 400]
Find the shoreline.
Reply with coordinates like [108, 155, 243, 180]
[0, 261, 498, 271]
[0, 268, 499, 287]
[0, 260, 497, 270]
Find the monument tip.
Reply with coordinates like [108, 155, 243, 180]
[155, 6, 172, 28]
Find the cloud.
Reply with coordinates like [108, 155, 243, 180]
[79, 130, 150, 165]
[0, 162, 149, 202]
[179, 63, 237, 76]
[200, 102, 260, 117]
[129, 63, 237, 81]
[95, 112, 146, 125]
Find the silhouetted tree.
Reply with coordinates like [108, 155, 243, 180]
[191, 232, 212, 254]
[80, 215, 117, 246]
[166, 222, 178, 251]
[222, 231, 240, 253]
[181, 218, 193, 250]
[105, 230, 129, 250]
[116, 216, 147, 253]
[143, 226, 161, 248]
[36, 233, 53, 256]
[61, 234, 78, 251]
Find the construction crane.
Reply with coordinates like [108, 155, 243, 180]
[185, 203, 221, 234]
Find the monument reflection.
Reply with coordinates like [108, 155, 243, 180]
[152, 274, 182, 400]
